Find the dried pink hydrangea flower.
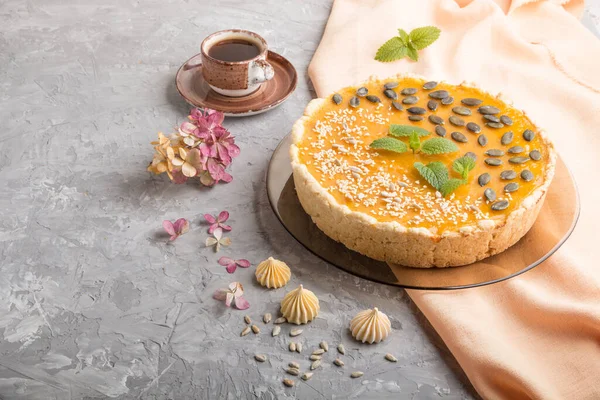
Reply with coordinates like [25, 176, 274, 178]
[162, 218, 190, 241]
[218, 257, 251, 274]
[213, 281, 249, 309]
[203, 211, 231, 234]
[205, 228, 231, 252]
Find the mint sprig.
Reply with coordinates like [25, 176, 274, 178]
[414, 162, 449, 190]
[440, 179, 465, 197]
[375, 26, 441, 63]
[420, 138, 458, 155]
[370, 137, 408, 154]
[389, 124, 430, 138]
[409, 132, 421, 153]
[452, 155, 476, 180]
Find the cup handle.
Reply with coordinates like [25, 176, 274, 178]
[248, 59, 275, 85]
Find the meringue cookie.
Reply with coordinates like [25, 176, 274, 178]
[350, 307, 391, 344]
[280, 284, 319, 325]
[255, 257, 291, 288]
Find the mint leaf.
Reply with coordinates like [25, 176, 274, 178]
[452, 155, 476, 180]
[409, 132, 420, 153]
[420, 138, 459, 155]
[370, 137, 408, 153]
[389, 124, 430, 137]
[409, 26, 441, 50]
[398, 29, 409, 44]
[406, 42, 419, 61]
[440, 178, 465, 197]
[414, 161, 448, 190]
[375, 37, 408, 62]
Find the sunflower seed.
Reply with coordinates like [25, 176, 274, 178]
[289, 361, 300, 369]
[509, 156, 530, 164]
[383, 89, 397, 100]
[427, 100, 438, 111]
[504, 182, 519, 192]
[508, 146, 524, 154]
[478, 173, 491, 187]
[337, 344, 346, 355]
[478, 134, 488, 146]
[333, 359, 345, 367]
[349, 96, 359, 107]
[384, 82, 399, 89]
[244, 316, 251, 324]
[530, 150, 541, 161]
[501, 131, 514, 145]
[274, 317, 287, 324]
[408, 116, 424, 122]
[356, 87, 368, 97]
[286, 368, 300, 376]
[429, 90, 449, 99]
[484, 188, 497, 202]
[461, 98, 483, 106]
[466, 122, 481, 133]
[289, 342, 296, 352]
[483, 114, 500, 123]
[351, 371, 364, 378]
[491, 200, 509, 210]
[423, 81, 438, 90]
[366, 95, 380, 103]
[485, 158, 503, 166]
[320, 341, 329, 351]
[309, 355, 322, 361]
[441, 96, 454, 105]
[486, 122, 504, 129]
[500, 115, 513, 126]
[263, 313, 272, 324]
[254, 354, 266, 362]
[310, 360, 321, 370]
[435, 125, 447, 137]
[301, 372, 313, 381]
[251, 325, 260, 334]
[465, 152, 477, 160]
[523, 129, 535, 141]
[428, 115, 444, 125]
[401, 87, 417, 95]
[296, 343, 302, 353]
[391, 101, 403, 111]
[449, 116, 465, 127]
[402, 95, 418, 105]
[312, 349, 325, 355]
[407, 107, 426, 115]
[332, 93, 342, 105]
[385, 353, 398, 362]
[485, 149, 504, 157]
[451, 131, 468, 143]
[272, 326, 281, 337]
[290, 329, 303, 337]
[452, 106, 472, 116]
[521, 170, 534, 181]
[478, 105, 500, 115]
[241, 326, 251, 336]
[500, 170, 517, 180]
[283, 378, 295, 387]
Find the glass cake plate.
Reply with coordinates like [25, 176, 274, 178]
[266, 133, 580, 290]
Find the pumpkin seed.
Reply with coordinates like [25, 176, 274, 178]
[241, 326, 251, 336]
[521, 170, 534, 181]
[384, 82, 399, 89]
[478, 134, 488, 146]
[272, 326, 281, 337]
[255, 354, 267, 362]
[310, 360, 321, 370]
[320, 341, 329, 352]
[333, 359, 345, 367]
[383, 89, 397, 100]
[478, 105, 500, 115]
[435, 126, 447, 137]
[486, 122, 504, 129]
[467, 122, 481, 133]
[427, 100, 438, 111]
[274, 317, 287, 324]
[401, 87, 417, 95]
[451, 131, 468, 143]
[349, 96, 359, 108]
[485, 149, 504, 157]
[500, 170, 517, 180]
[286, 367, 300, 376]
[309, 355, 321, 361]
[337, 344, 346, 355]
[385, 353, 398, 362]
[283, 378, 294, 387]
[332, 93, 342, 104]
[441, 96, 454, 105]
[428, 115, 444, 125]
[491, 200, 509, 210]
[263, 313, 272, 324]
[289, 361, 300, 369]
[461, 98, 483, 106]
[429, 90, 449, 99]
[312, 349, 325, 355]
[402, 95, 418, 105]
[508, 146, 524, 154]
[423, 81, 438, 90]
[485, 158, 502, 166]
[500, 115, 513, 126]
[449, 116, 466, 127]
[465, 151, 477, 160]
[301, 372, 313, 381]
[483, 114, 500, 123]
[366, 95, 380, 103]
[407, 107, 426, 115]
[351, 371, 364, 378]
[289, 342, 296, 352]
[356, 87, 368, 97]
[484, 188, 497, 202]
[251, 325, 260, 334]
[296, 343, 302, 353]
[501, 131, 514, 145]
[478, 173, 491, 186]
[244, 315, 252, 324]
[505, 182, 519, 192]
[452, 106, 472, 116]
[530, 150, 541, 161]
[408, 115, 423, 122]
[509, 156, 530, 164]
[523, 129, 535, 141]
[391, 101, 403, 111]
[290, 329, 303, 337]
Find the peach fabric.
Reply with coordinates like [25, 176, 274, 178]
[308, 0, 600, 398]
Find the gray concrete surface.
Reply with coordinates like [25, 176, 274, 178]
[0, 0, 598, 399]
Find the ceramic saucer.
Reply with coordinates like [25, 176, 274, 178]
[175, 51, 297, 117]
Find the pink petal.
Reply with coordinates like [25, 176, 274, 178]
[169, 234, 179, 241]
[217, 211, 229, 223]
[225, 264, 237, 274]
[216, 143, 232, 166]
[227, 143, 241, 158]
[225, 292, 234, 307]
[236, 259, 251, 268]
[207, 223, 218, 234]
[228, 281, 239, 291]
[179, 121, 198, 135]
[173, 218, 189, 235]
[206, 110, 225, 127]
[203, 214, 216, 224]
[213, 289, 228, 301]
[218, 256, 235, 266]
[163, 221, 175, 236]
[220, 170, 233, 183]
[234, 296, 250, 310]
[220, 223, 232, 231]
[171, 169, 188, 184]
